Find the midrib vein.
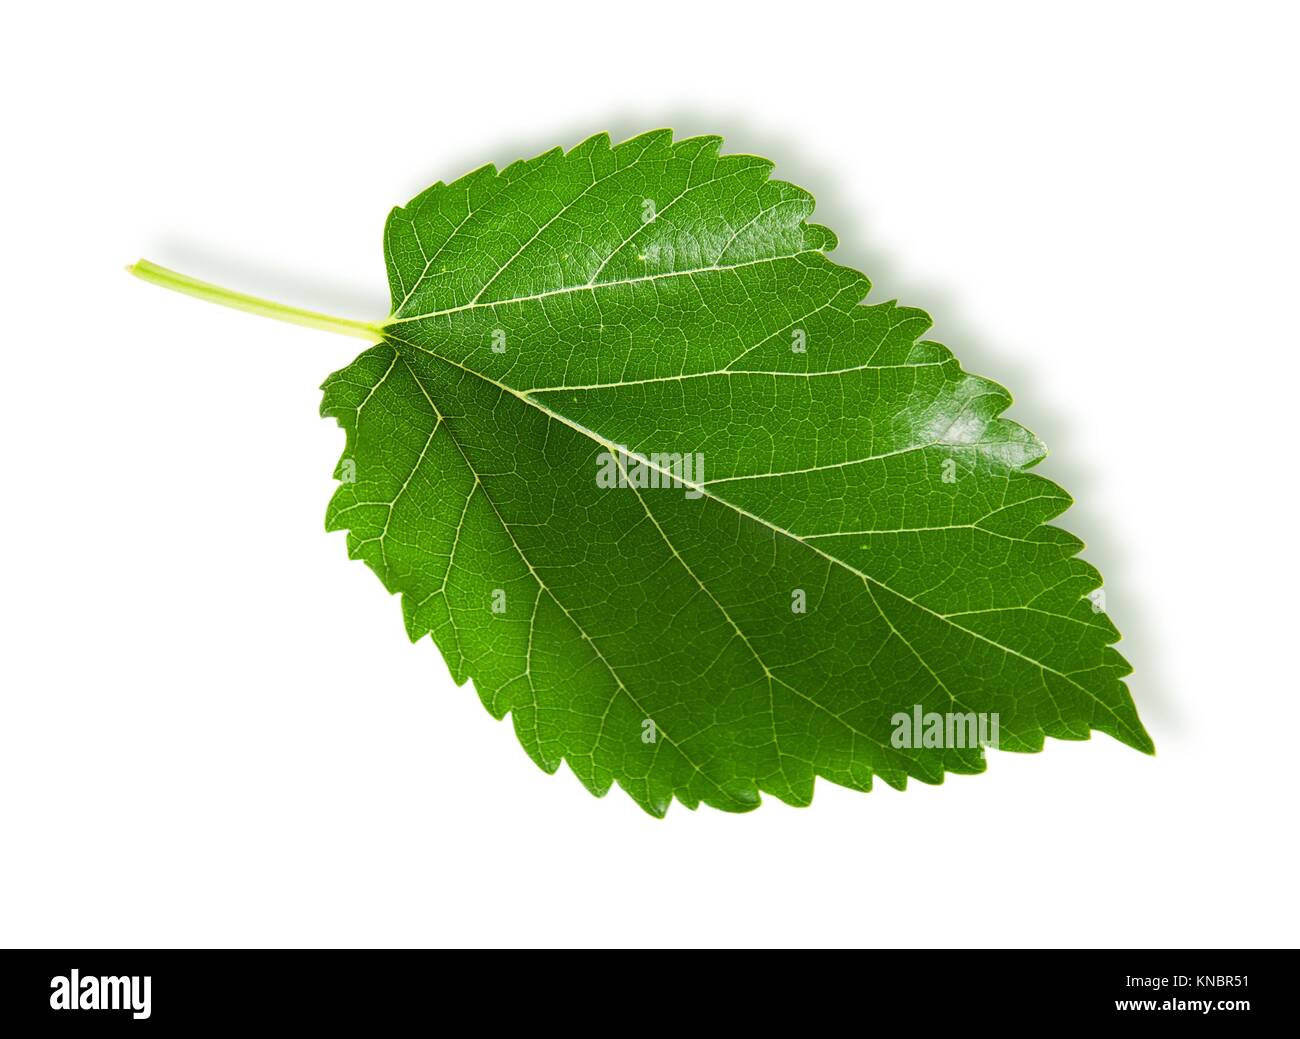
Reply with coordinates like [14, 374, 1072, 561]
[382, 328, 1139, 743]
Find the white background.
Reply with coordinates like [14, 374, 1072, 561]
[2, 1, 1297, 948]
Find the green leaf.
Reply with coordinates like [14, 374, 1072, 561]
[131, 129, 1152, 816]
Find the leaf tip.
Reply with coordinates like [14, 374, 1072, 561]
[1132, 726, 1157, 756]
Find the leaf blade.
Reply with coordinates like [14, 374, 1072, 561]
[323, 130, 1151, 814]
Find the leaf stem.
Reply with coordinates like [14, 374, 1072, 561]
[126, 259, 384, 343]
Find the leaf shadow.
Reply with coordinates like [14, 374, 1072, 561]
[713, 114, 1179, 740]
[150, 235, 390, 322]
[373, 112, 1179, 741]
